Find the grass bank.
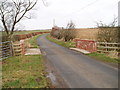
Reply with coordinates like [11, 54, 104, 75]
[27, 34, 42, 48]
[46, 35, 76, 48]
[87, 52, 119, 63]
[2, 55, 51, 88]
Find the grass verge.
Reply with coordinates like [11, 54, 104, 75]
[46, 35, 75, 48]
[27, 34, 42, 48]
[46, 35, 119, 64]
[87, 52, 119, 63]
[2, 55, 51, 88]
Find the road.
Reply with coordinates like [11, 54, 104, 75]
[37, 34, 118, 88]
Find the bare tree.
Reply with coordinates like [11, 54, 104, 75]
[0, 0, 38, 40]
[63, 20, 76, 41]
[96, 17, 119, 42]
[66, 20, 75, 29]
[96, 17, 118, 28]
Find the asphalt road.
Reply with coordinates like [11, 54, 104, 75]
[37, 34, 118, 88]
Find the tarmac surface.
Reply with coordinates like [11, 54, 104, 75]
[37, 34, 118, 88]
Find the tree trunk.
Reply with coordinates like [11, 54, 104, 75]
[7, 34, 14, 56]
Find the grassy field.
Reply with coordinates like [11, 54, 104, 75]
[13, 30, 51, 35]
[46, 35, 76, 48]
[0, 30, 51, 36]
[2, 55, 51, 88]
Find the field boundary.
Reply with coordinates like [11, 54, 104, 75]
[0, 41, 12, 60]
[97, 42, 120, 58]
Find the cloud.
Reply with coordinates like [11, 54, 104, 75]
[20, 0, 119, 30]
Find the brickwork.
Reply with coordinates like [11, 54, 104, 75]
[76, 39, 97, 52]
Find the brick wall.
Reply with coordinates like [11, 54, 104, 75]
[76, 39, 97, 52]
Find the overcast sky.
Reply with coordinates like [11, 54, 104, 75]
[18, 0, 119, 30]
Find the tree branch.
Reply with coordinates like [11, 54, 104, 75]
[0, 0, 38, 38]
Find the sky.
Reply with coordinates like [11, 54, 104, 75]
[1, 0, 120, 30]
[118, 1, 120, 26]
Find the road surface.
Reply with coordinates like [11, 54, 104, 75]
[37, 34, 118, 88]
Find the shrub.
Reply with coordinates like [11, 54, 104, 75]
[51, 21, 76, 42]
[63, 29, 76, 42]
[57, 30, 63, 39]
[96, 18, 119, 43]
[51, 29, 62, 39]
[97, 27, 119, 42]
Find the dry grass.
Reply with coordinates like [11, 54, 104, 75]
[73, 28, 99, 40]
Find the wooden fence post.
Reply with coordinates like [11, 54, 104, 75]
[20, 40, 25, 55]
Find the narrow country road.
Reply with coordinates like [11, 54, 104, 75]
[37, 34, 118, 88]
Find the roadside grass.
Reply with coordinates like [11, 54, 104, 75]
[2, 34, 52, 88]
[87, 52, 119, 63]
[46, 35, 76, 48]
[2, 55, 51, 88]
[46, 35, 119, 64]
[27, 34, 42, 48]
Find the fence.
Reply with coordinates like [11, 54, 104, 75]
[97, 42, 120, 58]
[13, 40, 25, 56]
[0, 41, 12, 60]
[0, 32, 50, 60]
[0, 40, 26, 60]
[76, 39, 120, 58]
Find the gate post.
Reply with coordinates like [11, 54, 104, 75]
[20, 40, 25, 55]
